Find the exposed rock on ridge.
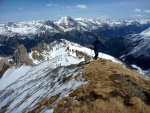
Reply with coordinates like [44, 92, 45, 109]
[0, 57, 10, 78]
[31, 42, 52, 62]
[14, 44, 35, 66]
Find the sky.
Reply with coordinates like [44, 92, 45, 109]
[0, 0, 150, 22]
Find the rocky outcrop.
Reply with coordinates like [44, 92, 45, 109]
[31, 42, 52, 62]
[14, 44, 35, 66]
[0, 57, 10, 78]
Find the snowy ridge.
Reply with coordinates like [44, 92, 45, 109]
[29, 39, 121, 65]
[140, 27, 150, 37]
[0, 17, 150, 37]
[131, 64, 150, 76]
[0, 39, 123, 112]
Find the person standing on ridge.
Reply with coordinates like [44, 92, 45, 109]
[92, 37, 106, 60]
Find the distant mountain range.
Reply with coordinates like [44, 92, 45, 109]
[0, 16, 150, 73]
[0, 17, 150, 37]
[106, 27, 150, 72]
[121, 28, 150, 70]
[0, 17, 150, 50]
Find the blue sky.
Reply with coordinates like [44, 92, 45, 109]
[0, 0, 150, 22]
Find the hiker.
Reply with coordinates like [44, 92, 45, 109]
[92, 37, 106, 60]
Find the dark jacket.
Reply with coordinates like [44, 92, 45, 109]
[92, 40, 105, 51]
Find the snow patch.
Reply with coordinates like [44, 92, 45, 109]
[131, 64, 149, 76]
[140, 28, 150, 37]
[0, 65, 32, 90]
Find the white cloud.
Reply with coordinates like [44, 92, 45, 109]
[144, 10, 150, 13]
[46, 3, 58, 7]
[135, 9, 141, 12]
[76, 4, 87, 9]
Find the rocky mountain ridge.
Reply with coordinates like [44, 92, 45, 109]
[13, 39, 119, 65]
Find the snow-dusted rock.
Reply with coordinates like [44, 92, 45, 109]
[0, 57, 10, 78]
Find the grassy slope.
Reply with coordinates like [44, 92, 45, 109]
[54, 59, 150, 113]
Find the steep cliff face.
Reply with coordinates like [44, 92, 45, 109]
[13, 44, 35, 66]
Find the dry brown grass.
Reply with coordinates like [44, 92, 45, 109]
[75, 50, 91, 62]
[31, 46, 50, 62]
[54, 59, 150, 113]
[0, 63, 10, 78]
[28, 93, 61, 113]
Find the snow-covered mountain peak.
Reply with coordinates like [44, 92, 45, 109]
[57, 16, 81, 24]
[58, 16, 73, 22]
[54, 17, 80, 32]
